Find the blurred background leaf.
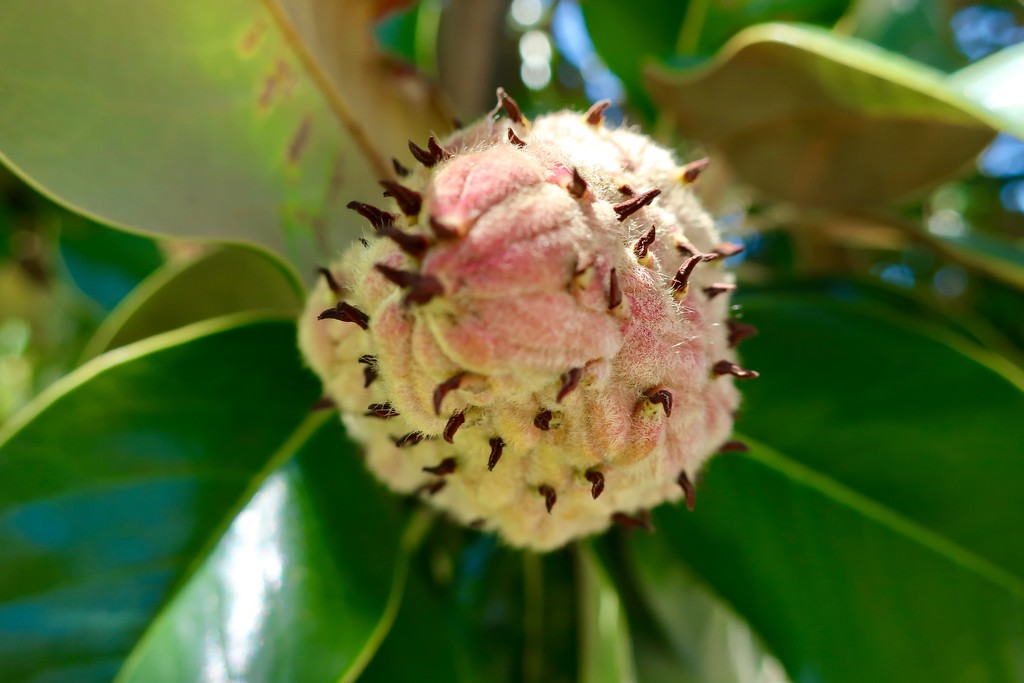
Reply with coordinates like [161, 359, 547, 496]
[647, 23, 1000, 208]
[0, 0, 452, 277]
[81, 245, 303, 362]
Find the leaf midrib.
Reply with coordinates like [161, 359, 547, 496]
[737, 433, 1024, 598]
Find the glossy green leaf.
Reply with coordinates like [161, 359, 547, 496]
[648, 438, 1024, 683]
[581, 0, 848, 118]
[838, 0, 966, 71]
[0, 0, 452, 275]
[0, 315, 407, 682]
[81, 246, 304, 362]
[735, 292, 1024, 573]
[639, 293, 1024, 681]
[626, 533, 787, 683]
[647, 23, 999, 208]
[577, 542, 636, 683]
[58, 215, 164, 312]
[926, 230, 1024, 291]
[949, 43, 1024, 139]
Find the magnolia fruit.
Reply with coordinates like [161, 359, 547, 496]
[299, 90, 757, 551]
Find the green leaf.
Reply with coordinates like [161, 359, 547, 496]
[925, 230, 1024, 291]
[647, 23, 999, 208]
[581, 0, 848, 118]
[81, 246, 304, 362]
[0, 315, 408, 682]
[0, 0, 452, 275]
[641, 293, 1024, 681]
[838, 0, 967, 71]
[577, 542, 637, 683]
[626, 533, 786, 683]
[650, 438, 1024, 683]
[58, 214, 164, 312]
[949, 43, 1024, 139]
[735, 292, 1024, 572]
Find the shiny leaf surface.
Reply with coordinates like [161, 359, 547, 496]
[0, 0, 451, 274]
[577, 542, 636, 683]
[734, 292, 1024, 574]
[647, 23, 998, 207]
[949, 43, 1024, 139]
[0, 316, 406, 682]
[650, 438, 1024, 683]
[82, 246, 304, 361]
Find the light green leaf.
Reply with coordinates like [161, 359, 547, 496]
[647, 23, 999, 207]
[949, 43, 1024, 139]
[0, 0, 452, 275]
[627, 533, 788, 683]
[81, 245, 304, 361]
[577, 542, 637, 683]
[0, 315, 408, 683]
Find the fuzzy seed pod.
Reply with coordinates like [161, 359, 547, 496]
[298, 91, 755, 551]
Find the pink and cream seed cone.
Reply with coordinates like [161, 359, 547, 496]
[298, 90, 758, 551]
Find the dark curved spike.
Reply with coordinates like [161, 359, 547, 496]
[496, 87, 525, 125]
[507, 127, 526, 148]
[557, 367, 583, 403]
[584, 470, 605, 499]
[358, 355, 378, 387]
[567, 167, 587, 199]
[311, 396, 335, 411]
[443, 411, 466, 443]
[671, 255, 703, 297]
[417, 479, 447, 496]
[409, 139, 437, 167]
[675, 238, 699, 257]
[712, 360, 760, 379]
[677, 471, 696, 511]
[646, 389, 673, 417]
[618, 184, 634, 196]
[429, 216, 459, 240]
[318, 302, 369, 330]
[612, 510, 654, 530]
[365, 402, 399, 419]
[633, 226, 656, 261]
[719, 439, 749, 453]
[713, 242, 745, 257]
[374, 264, 444, 305]
[539, 484, 557, 513]
[427, 137, 453, 162]
[608, 268, 623, 310]
[347, 200, 396, 232]
[316, 267, 341, 294]
[703, 283, 737, 300]
[534, 409, 553, 431]
[379, 180, 423, 216]
[433, 373, 465, 415]
[585, 99, 611, 126]
[612, 188, 660, 222]
[488, 437, 505, 471]
[423, 457, 457, 476]
[376, 225, 429, 259]
[394, 431, 428, 448]
[392, 157, 410, 177]
[680, 157, 710, 183]
[726, 320, 759, 348]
